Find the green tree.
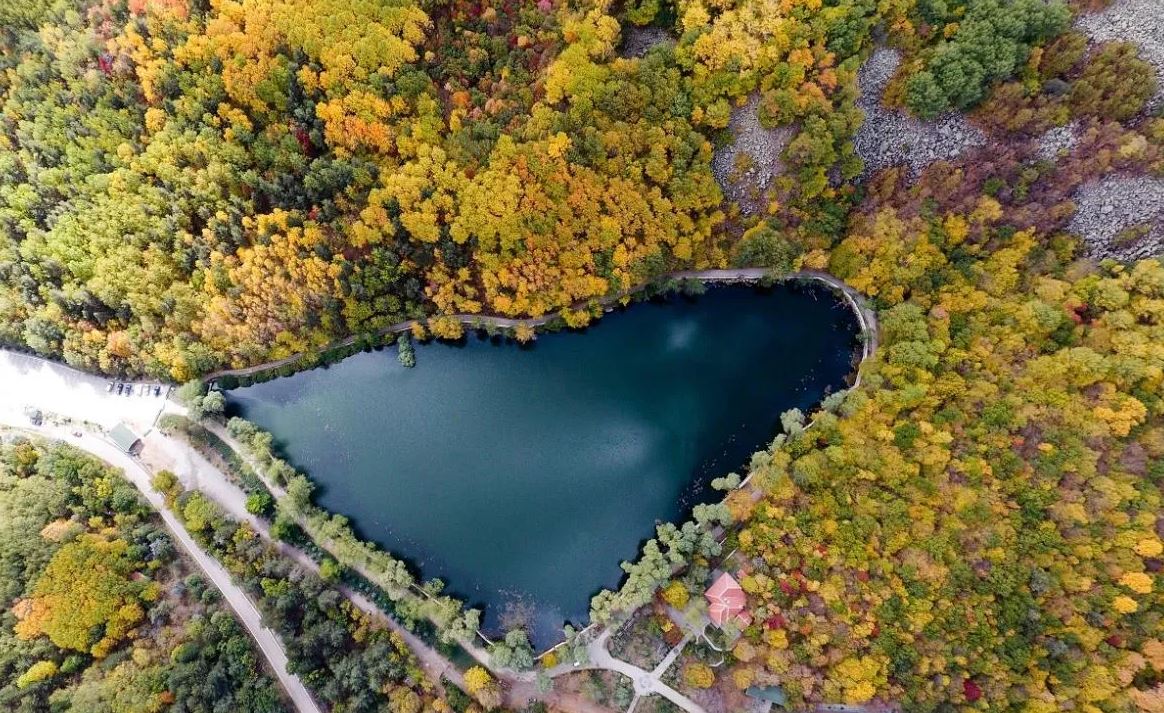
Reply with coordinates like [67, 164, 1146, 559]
[14, 536, 144, 657]
[906, 0, 1071, 118]
[1070, 42, 1158, 121]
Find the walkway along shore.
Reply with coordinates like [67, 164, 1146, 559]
[0, 268, 880, 713]
[205, 268, 879, 382]
[0, 408, 624, 712]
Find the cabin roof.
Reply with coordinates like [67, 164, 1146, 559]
[705, 572, 749, 628]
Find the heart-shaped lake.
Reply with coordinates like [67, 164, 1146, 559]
[226, 283, 860, 646]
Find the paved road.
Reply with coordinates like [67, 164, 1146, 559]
[0, 269, 881, 713]
[191, 421, 616, 711]
[0, 417, 323, 713]
[137, 414, 620, 712]
[0, 350, 169, 431]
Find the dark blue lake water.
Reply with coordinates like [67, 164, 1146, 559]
[227, 284, 859, 646]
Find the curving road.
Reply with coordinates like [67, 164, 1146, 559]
[0, 347, 615, 712]
[0, 418, 323, 713]
[543, 628, 707, 713]
[191, 419, 618, 712]
[0, 269, 879, 713]
[206, 269, 877, 381]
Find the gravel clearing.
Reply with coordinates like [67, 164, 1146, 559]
[1036, 122, 1081, 161]
[1067, 175, 1164, 262]
[1076, 0, 1164, 109]
[853, 48, 986, 178]
[711, 94, 794, 216]
[618, 26, 673, 59]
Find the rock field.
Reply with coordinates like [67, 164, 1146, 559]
[852, 48, 986, 178]
[618, 27, 673, 59]
[710, 94, 794, 216]
[1068, 176, 1164, 262]
[1076, 0, 1164, 109]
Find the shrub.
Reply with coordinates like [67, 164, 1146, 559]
[662, 581, 690, 608]
[16, 661, 58, 689]
[463, 666, 502, 708]
[1070, 42, 1157, 121]
[1038, 31, 1088, 79]
[682, 662, 715, 689]
[152, 470, 179, 499]
[245, 491, 275, 517]
[319, 558, 343, 582]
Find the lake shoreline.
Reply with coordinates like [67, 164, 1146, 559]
[206, 268, 877, 386]
[224, 282, 869, 648]
[0, 269, 875, 388]
[0, 273, 878, 653]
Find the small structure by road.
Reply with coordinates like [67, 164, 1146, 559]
[109, 422, 143, 456]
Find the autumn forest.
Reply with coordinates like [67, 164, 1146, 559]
[2, 0, 1164, 711]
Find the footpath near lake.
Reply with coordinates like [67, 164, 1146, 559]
[226, 283, 862, 647]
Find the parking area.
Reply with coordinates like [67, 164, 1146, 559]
[106, 381, 169, 399]
[0, 351, 170, 433]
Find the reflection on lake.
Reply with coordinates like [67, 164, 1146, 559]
[227, 284, 859, 647]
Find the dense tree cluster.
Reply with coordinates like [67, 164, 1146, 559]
[902, 0, 1071, 118]
[0, 0, 1114, 380]
[0, 0, 720, 377]
[735, 228, 1164, 709]
[1, 0, 902, 378]
[0, 437, 284, 712]
[590, 506, 731, 624]
[6, 0, 1164, 710]
[973, 32, 1158, 138]
[625, 111, 1164, 712]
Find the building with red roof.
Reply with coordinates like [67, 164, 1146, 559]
[705, 572, 751, 629]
